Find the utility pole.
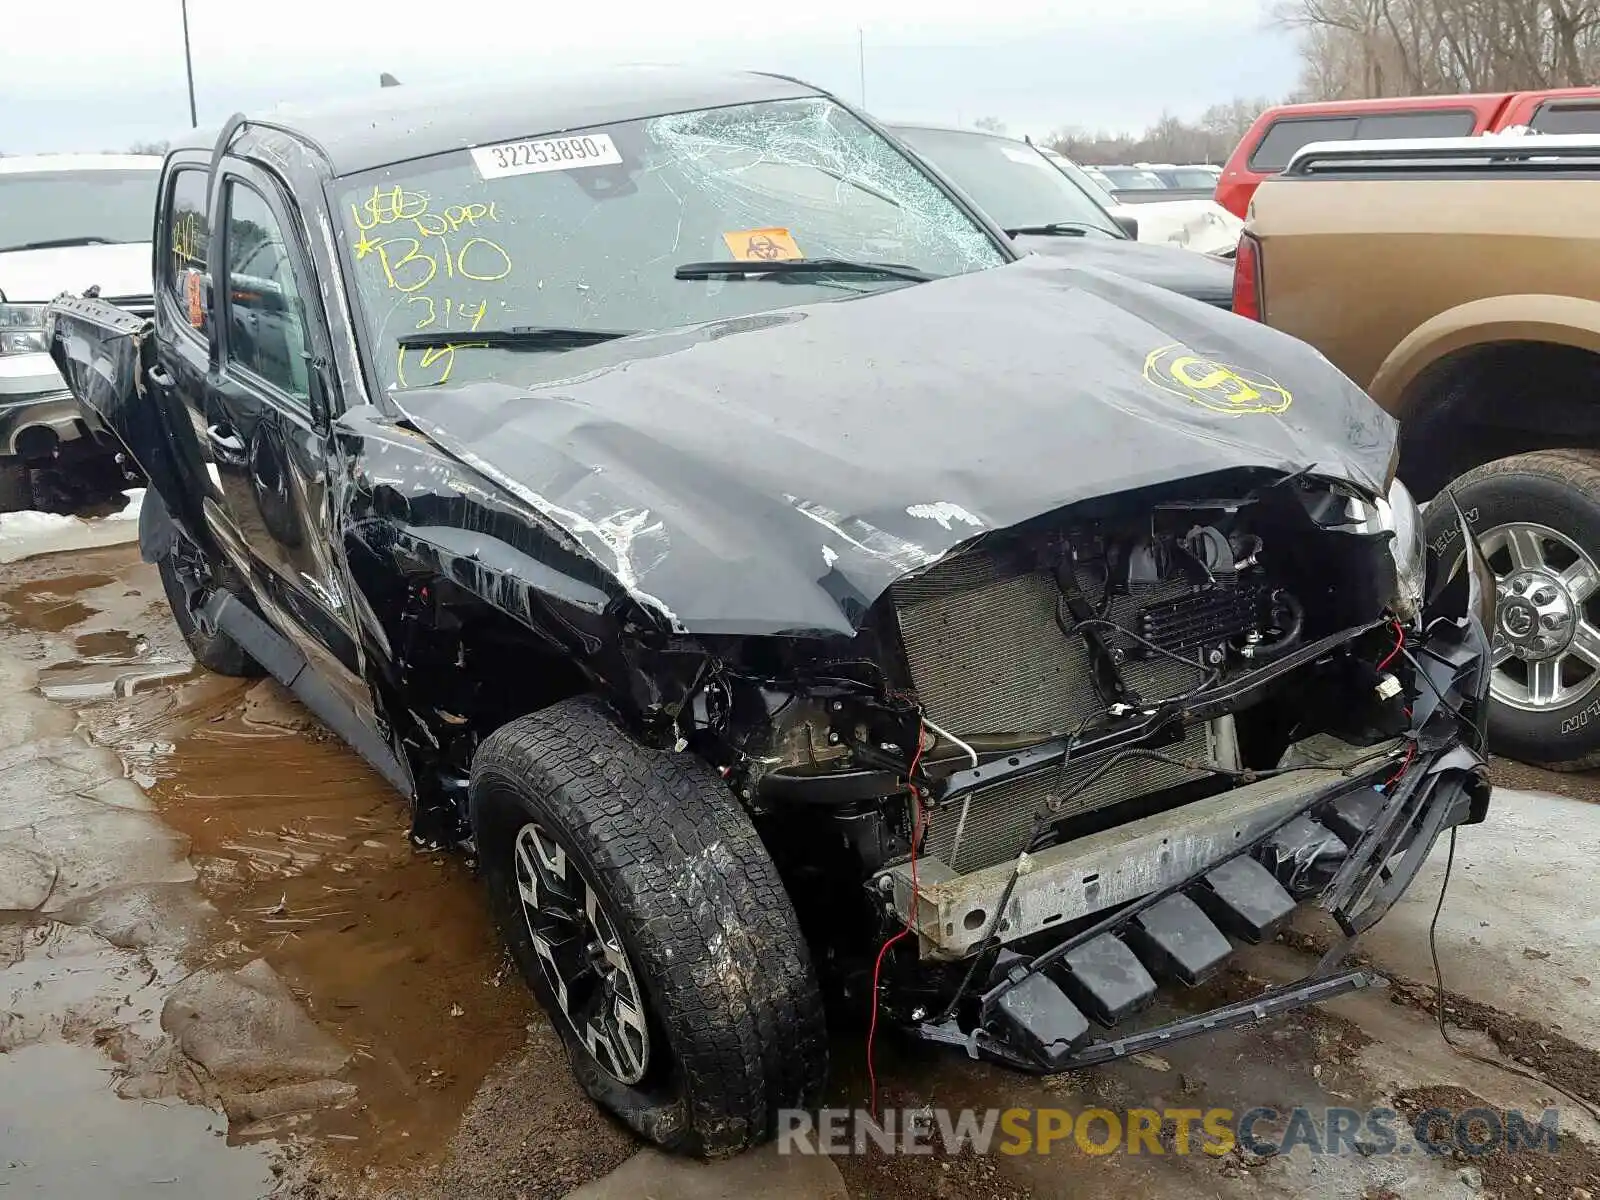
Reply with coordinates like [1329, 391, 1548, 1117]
[858, 27, 866, 108]
[181, 0, 198, 127]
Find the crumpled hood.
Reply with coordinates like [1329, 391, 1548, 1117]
[1011, 234, 1234, 303]
[392, 255, 1394, 637]
[0, 242, 151, 304]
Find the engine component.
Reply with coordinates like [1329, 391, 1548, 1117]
[892, 546, 1234, 872]
[1134, 588, 1259, 660]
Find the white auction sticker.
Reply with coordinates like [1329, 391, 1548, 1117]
[471, 132, 623, 179]
[1001, 146, 1051, 168]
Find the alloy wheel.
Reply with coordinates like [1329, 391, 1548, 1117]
[513, 821, 651, 1084]
[1474, 521, 1600, 712]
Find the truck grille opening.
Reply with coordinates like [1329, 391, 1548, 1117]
[892, 549, 1226, 873]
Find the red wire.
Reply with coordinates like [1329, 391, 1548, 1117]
[1377, 619, 1406, 672]
[1384, 740, 1417, 790]
[867, 721, 926, 1123]
[1378, 620, 1413, 791]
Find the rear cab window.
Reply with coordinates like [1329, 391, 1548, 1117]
[1353, 110, 1477, 139]
[1530, 101, 1600, 134]
[160, 167, 211, 339]
[1247, 109, 1476, 172]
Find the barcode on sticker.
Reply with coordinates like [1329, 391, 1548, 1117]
[471, 133, 622, 179]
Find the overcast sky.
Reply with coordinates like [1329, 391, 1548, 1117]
[3, 0, 1295, 154]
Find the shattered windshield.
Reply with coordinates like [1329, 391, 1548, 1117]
[892, 127, 1122, 239]
[334, 97, 1006, 392]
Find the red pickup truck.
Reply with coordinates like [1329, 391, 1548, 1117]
[1215, 87, 1600, 218]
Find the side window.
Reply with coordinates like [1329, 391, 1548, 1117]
[1530, 102, 1600, 134]
[162, 168, 211, 337]
[1354, 110, 1476, 140]
[223, 181, 312, 404]
[1249, 117, 1358, 171]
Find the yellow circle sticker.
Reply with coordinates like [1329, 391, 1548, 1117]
[1142, 344, 1292, 416]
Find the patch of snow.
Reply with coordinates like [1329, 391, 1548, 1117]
[0, 489, 142, 564]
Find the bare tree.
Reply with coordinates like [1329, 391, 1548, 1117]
[1279, 0, 1600, 98]
[1045, 97, 1271, 164]
[972, 116, 1007, 133]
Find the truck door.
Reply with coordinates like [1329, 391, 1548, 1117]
[147, 155, 241, 543]
[203, 161, 368, 712]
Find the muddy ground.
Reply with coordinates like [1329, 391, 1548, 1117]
[1, 536, 1596, 1200]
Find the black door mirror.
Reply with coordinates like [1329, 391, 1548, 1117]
[1113, 214, 1140, 240]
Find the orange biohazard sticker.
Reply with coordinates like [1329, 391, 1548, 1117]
[185, 270, 205, 329]
[722, 227, 802, 262]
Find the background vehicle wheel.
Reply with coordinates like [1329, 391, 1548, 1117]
[0, 460, 34, 514]
[471, 696, 827, 1157]
[156, 536, 263, 678]
[1424, 450, 1600, 770]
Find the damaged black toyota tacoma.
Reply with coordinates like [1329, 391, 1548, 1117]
[47, 67, 1496, 1156]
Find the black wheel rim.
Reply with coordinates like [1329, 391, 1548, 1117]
[514, 821, 651, 1084]
[169, 537, 219, 634]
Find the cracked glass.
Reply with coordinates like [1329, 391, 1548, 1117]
[333, 96, 1007, 393]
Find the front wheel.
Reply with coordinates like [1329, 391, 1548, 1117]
[1424, 450, 1600, 770]
[470, 696, 827, 1156]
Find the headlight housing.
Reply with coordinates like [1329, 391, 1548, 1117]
[1351, 479, 1426, 621]
[0, 304, 49, 356]
[1337, 483, 1427, 624]
[1386, 478, 1427, 619]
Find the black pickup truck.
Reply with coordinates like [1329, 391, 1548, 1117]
[47, 66, 1494, 1156]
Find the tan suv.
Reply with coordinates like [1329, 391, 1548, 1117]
[1236, 133, 1600, 770]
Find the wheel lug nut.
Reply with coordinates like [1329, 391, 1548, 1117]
[1542, 612, 1569, 630]
[1532, 586, 1557, 605]
[1512, 578, 1528, 594]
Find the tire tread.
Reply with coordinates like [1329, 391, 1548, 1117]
[471, 697, 827, 1155]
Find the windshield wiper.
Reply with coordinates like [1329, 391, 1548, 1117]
[1003, 222, 1103, 237]
[397, 326, 635, 351]
[0, 236, 122, 253]
[674, 258, 938, 283]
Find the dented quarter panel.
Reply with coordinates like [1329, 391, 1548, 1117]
[394, 255, 1396, 638]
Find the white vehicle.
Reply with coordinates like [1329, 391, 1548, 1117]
[1042, 149, 1242, 257]
[0, 154, 160, 509]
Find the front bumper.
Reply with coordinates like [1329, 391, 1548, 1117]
[904, 526, 1495, 1074]
[0, 351, 69, 402]
[0, 390, 86, 459]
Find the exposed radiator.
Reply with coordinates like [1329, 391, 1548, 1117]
[892, 549, 1227, 873]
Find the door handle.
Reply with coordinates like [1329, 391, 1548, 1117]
[206, 423, 246, 461]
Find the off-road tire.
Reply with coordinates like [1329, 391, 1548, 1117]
[0, 460, 33, 514]
[470, 696, 828, 1156]
[157, 544, 263, 678]
[1423, 449, 1600, 771]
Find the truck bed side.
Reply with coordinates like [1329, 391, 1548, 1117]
[1249, 162, 1600, 401]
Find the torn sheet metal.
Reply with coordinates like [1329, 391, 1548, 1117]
[394, 255, 1396, 637]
